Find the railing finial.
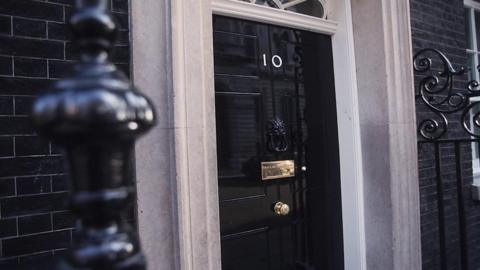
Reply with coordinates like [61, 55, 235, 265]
[33, 0, 154, 269]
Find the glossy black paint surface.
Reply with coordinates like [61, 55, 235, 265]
[213, 16, 344, 270]
[32, 0, 153, 269]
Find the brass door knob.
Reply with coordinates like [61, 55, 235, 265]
[274, 202, 290, 216]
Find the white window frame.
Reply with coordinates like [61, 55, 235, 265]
[465, 1, 480, 184]
[213, 0, 336, 34]
[233, 0, 329, 19]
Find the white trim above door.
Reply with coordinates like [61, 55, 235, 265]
[212, 0, 338, 35]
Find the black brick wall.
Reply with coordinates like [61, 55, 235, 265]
[411, 0, 480, 269]
[0, 0, 130, 268]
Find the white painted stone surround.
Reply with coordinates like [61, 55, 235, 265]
[131, 0, 421, 269]
[350, 0, 421, 269]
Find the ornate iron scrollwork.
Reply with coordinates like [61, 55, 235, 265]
[266, 117, 289, 152]
[414, 48, 480, 140]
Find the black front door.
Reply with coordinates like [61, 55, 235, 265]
[213, 16, 343, 270]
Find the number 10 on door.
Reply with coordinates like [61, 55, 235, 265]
[263, 53, 283, 68]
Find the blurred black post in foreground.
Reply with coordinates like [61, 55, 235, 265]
[32, 0, 155, 269]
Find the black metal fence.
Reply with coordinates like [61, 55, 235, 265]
[415, 49, 480, 270]
[418, 140, 472, 270]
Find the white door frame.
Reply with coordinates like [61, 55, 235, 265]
[132, 0, 419, 269]
[210, 1, 367, 269]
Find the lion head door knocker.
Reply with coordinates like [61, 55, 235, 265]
[266, 117, 289, 153]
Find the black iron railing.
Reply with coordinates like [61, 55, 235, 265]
[415, 48, 480, 140]
[414, 49, 479, 270]
[32, 0, 155, 269]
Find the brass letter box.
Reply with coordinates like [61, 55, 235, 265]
[261, 160, 295, 180]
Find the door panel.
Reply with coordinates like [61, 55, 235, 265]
[213, 32, 260, 76]
[214, 15, 344, 270]
[222, 230, 270, 270]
